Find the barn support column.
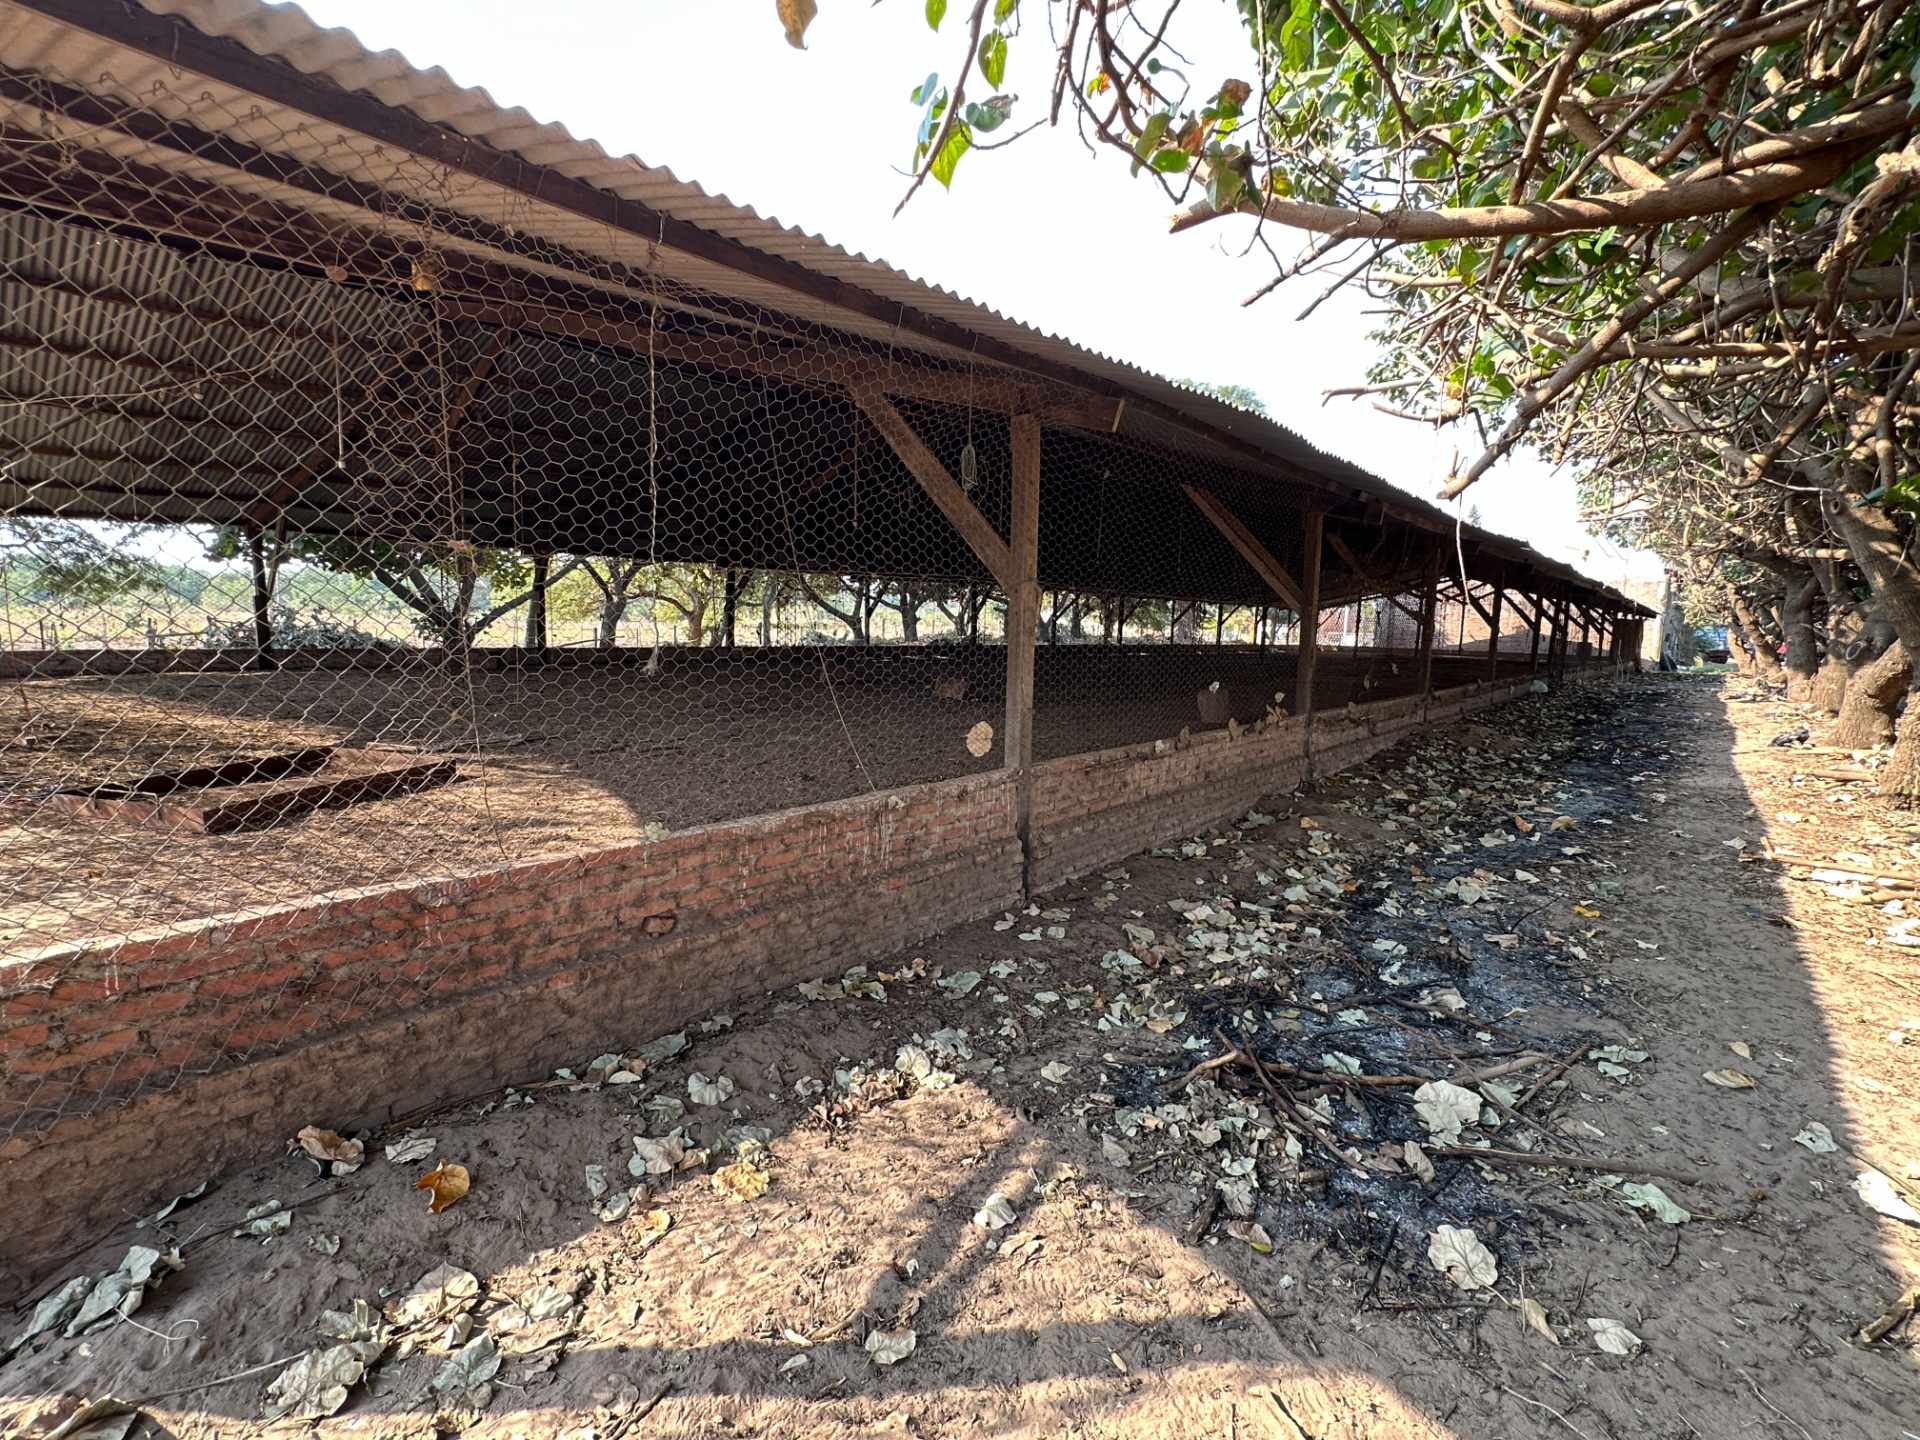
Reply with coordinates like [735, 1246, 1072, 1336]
[1007, 413, 1041, 896]
[1550, 597, 1570, 680]
[844, 386, 1041, 892]
[1415, 550, 1440, 711]
[1485, 585, 1504, 682]
[1527, 593, 1544, 673]
[1297, 511, 1324, 773]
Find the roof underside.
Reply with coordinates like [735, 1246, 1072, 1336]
[0, 0, 1649, 617]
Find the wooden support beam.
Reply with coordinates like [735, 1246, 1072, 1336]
[1485, 585, 1504, 682]
[1415, 551, 1440, 700]
[1529, 594, 1545, 673]
[1466, 584, 1498, 629]
[1007, 413, 1042, 896]
[1180, 486, 1305, 612]
[1297, 510, 1324, 756]
[849, 389, 1014, 591]
[1324, 531, 1375, 589]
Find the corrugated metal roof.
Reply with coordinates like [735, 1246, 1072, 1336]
[0, 0, 1650, 613]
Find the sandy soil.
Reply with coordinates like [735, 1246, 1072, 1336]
[3, 672, 1917, 1440]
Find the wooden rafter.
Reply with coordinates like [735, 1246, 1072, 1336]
[848, 389, 1013, 591]
[1179, 485, 1305, 612]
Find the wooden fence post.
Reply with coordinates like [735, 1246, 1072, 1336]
[1298, 511, 1323, 771]
[1007, 412, 1042, 896]
[1484, 585, 1503, 683]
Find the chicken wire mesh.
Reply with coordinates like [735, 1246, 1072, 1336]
[0, 57, 1573, 1136]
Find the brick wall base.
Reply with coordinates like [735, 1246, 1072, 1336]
[0, 666, 1609, 1295]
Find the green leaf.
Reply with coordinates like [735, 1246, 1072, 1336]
[1150, 148, 1190, 174]
[994, 0, 1019, 21]
[980, 30, 1008, 89]
[926, 0, 947, 31]
[931, 123, 972, 188]
[1207, 163, 1247, 212]
[1131, 112, 1171, 174]
[916, 87, 949, 148]
[1279, 0, 1316, 70]
[910, 71, 939, 105]
[966, 95, 1014, 133]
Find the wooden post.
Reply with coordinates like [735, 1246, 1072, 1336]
[1298, 511, 1324, 766]
[1551, 597, 1569, 679]
[1415, 550, 1440, 706]
[247, 527, 274, 672]
[524, 551, 549, 651]
[1007, 413, 1042, 896]
[1527, 595, 1543, 673]
[1485, 585, 1503, 682]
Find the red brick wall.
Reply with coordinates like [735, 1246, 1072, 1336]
[0, 665, 1606, 1295]
[0, 770, 1023, 1290]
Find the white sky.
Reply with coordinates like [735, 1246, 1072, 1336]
[292, 0, 1662, 590]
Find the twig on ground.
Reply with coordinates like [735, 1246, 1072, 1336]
[1515, 1039, 1594, 1112]
[1184, 1188, 1222, 1246]
[1856, 1285, 1920, 1345]
[1743, 1373, 1814, 1440]
[1499, 1384, 1598, 1440]
[1427, 1143, 1711, 1186]
[1357, 1223, 1398, 1314]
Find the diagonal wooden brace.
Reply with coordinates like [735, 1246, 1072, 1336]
[850, 388, 1014, 592]
[1180, 484, 1305, 612]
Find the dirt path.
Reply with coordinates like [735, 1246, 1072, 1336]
[4, 673, 1917, 1440]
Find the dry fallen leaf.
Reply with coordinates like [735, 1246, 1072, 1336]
[294, 1126, 364, 1170]
[1586, 1317, 1642, 1355]
[1427, 1224, 1497, 1291]
[711, 1161, 770, 1202]
[1512, 815, 1534, 833]
[414, 1162, 470, 1213]
[1702, 1068, 1757, 1090]
[632, 1208, 674, 1250]
[1572, 902, 1601, 919]
[776, 0, 817, 49]
[1728, 1041, 1752, 1059]
[864, 1328, 917, 1365]
[1517, 1296, 1559, 1345]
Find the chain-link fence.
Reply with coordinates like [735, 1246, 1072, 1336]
[0, 47, 1629, 1146]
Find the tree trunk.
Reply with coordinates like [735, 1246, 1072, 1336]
[524, 552, 549, 651]
[1823, 484, 1920, 801]
[1828, 640, 1909, 749]
[1812, 602, 1871, 714]
[1780, 575, 1819, 701]
[1728, 589, 1784, 685]
[760, 577, 779, 646]
[897, 592, 920, 642]
[720, 568, 740, 649]
[246, 528, 274, 671]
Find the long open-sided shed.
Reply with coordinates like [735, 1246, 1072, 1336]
[0, 0, 1648, 1286]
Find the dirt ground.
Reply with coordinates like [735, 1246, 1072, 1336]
[0, 650, 1489, 951]
[4, 672, 1918, 1440]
